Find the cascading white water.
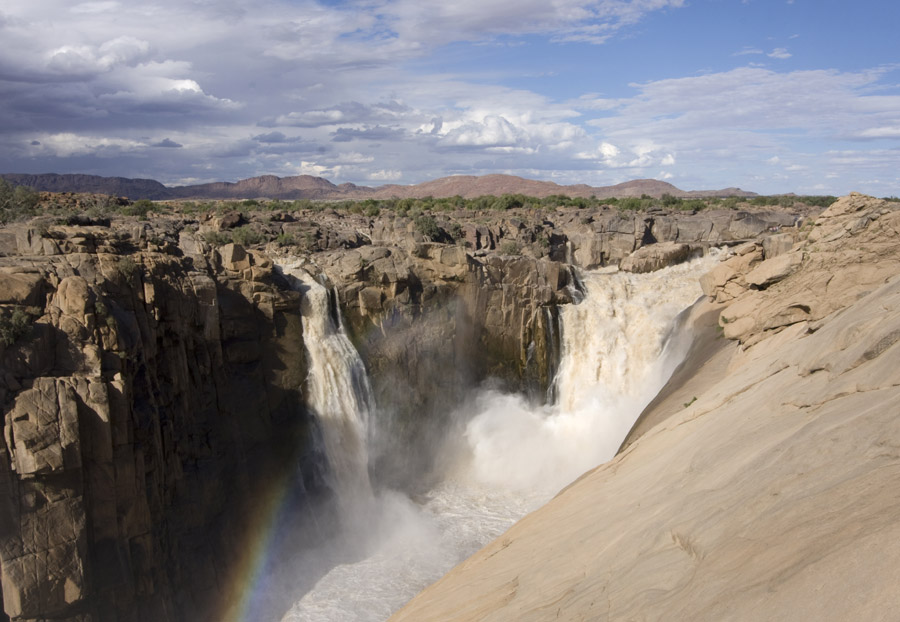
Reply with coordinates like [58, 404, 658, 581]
[465, 253, 719, 493]
[277, 261, 375, 516]
[275, 251, 721, 622]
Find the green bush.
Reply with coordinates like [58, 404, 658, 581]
[0, 306, 35, 347]
[202, 231, 231, 247]
[678, 199, 707, 211]
[276, 232, 297, 247]
[120, 199, 154, 218]
[661, 193, 681, 207]
[414, 214, 440, 240]
[500, 240, 520, 255]
[448, 222, 463, 241]
[618, 197, 643, 211]
[0, 179, 40, 223]
[116, 257, 140, 285]
[231, 226, 264, 246]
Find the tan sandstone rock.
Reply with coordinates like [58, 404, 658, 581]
[391, 194, 900, 622]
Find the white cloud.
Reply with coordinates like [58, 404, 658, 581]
[28, 132, 146, 157]
[855, 126, 900, 139]
[768, 47, 792, 59]
[293, 160, 332, 177]
[367, 169, 403, 181]
[70, 2, 120, 14]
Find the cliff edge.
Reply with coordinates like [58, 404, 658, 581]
[390, 193, 900, 621]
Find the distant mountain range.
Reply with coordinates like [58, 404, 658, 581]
[0, 172, 757, 201]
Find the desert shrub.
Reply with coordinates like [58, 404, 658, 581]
[500, 240, 520, 255]
[0, 179, 40, 223]
[231, 226, 264, 246]
[798, 195, 837, 208]
[618, 197, 643, 211]
[121, 199, 154, 218]
[492, 194, 526, 211]
[202, 231, 231, 247]
[116, 257, 140, 285]
[414, 214, 440, 240]
[661, 193, 681, 207]
[276, 232, 297, 247]
[678, 199, 707, 211]
[0, 306, 36, 347]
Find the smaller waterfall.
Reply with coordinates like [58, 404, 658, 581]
[277, 261, 375, 517]
[465, 253, 719, 494]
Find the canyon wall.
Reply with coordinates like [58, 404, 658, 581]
[0, 227, 325, 621]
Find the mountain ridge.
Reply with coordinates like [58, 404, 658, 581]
[0, 172, 757, 201]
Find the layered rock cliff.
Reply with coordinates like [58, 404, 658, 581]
[0, 228, 322, 621]
[390, 193, 900, 621]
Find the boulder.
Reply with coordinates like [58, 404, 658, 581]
[699, 262, 737, 298]
[620, 242, 695, 274]
[745, 252, 803, 288]
[762, 232, 795, 258]
[218, 243, 251, 272]
[0, 270, 45, 306]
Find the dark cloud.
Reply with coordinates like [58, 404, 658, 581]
[253, 131, 291, 143]
[331, 125, 407, 142]
[152, 138, 182, 148]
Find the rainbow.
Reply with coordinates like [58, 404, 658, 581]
[214, 463, 299, 622]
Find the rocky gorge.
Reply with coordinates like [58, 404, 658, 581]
[392, 193, 900, 621]
[0, 192, 876, 622]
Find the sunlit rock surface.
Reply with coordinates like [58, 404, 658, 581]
[391, 194, 900, 621]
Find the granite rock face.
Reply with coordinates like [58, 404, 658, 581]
[0, 232, 317, 622]
[390, 194, 900, 622]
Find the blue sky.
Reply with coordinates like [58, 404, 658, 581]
[0, 0, 897, 195]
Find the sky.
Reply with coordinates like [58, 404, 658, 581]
[0, 0, 898, 195]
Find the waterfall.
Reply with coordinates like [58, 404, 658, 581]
[273, 252, 721, 622]
[276, 261, 375, 516]
[465, 252, 719, 493]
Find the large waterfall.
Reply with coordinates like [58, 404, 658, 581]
[275, 252, 719, 622]
[277, 261, 376, 519]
